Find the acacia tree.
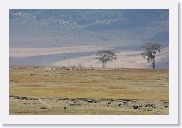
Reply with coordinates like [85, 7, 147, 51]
[96, 50, 117, 68]
[141, 43, 161, 69]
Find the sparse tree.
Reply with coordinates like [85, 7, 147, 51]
[141, 43, 161, 69]
[96, 50, 117, 68]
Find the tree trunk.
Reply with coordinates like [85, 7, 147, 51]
[152, 57, 155, 69]
[102, 62, 105, 68]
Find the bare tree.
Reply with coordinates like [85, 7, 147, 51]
[96, 50, 117, 68]
[141, 43, 161, 69]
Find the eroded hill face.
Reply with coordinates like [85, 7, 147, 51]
[9, 66, 168, 115]
[10, 10, 169, 48]
[9, 10, 169, 69]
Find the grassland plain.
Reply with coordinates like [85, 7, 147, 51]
[9, 66, 169, 115]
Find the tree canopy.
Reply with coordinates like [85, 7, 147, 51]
[96, 50, 117, 68]
[141, 43, 161, 69]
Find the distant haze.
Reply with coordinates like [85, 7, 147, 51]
[9, 9, 169, 69]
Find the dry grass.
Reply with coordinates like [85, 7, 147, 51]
[9, 66, 168, 115]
